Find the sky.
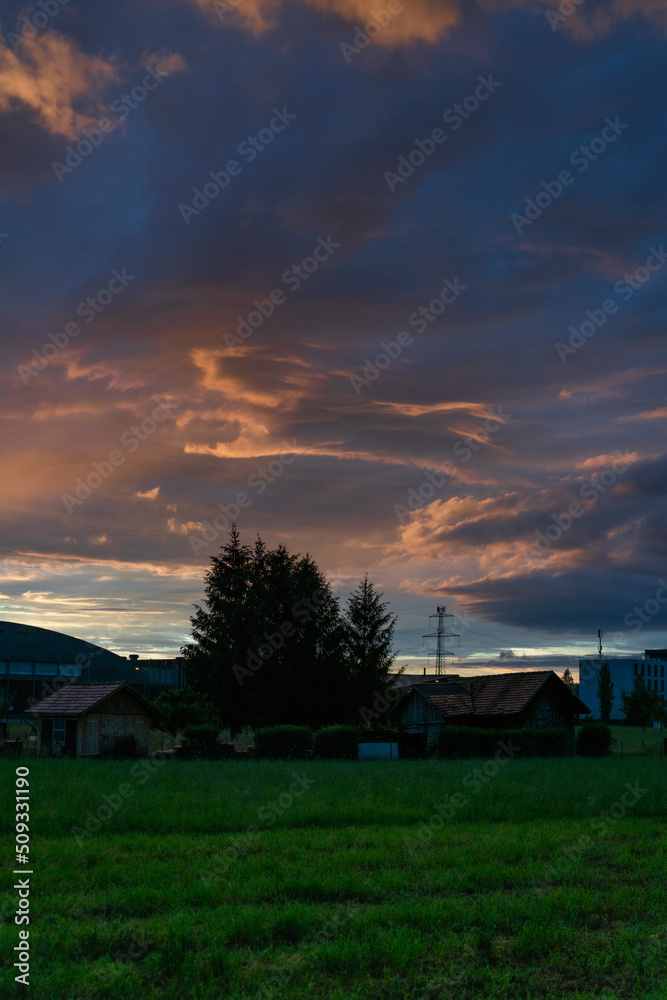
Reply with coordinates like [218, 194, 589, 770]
[1, 0, 666, 677]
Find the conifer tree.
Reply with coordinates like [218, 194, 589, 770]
[597, 662, 614, 722]
[344, 575, 397, 717]
[183, 527, 348, 730]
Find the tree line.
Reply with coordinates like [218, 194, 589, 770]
[168, 527, 397, 732]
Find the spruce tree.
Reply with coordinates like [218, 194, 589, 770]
[182, 527, 348, 730]
[344, 575, 397, 718]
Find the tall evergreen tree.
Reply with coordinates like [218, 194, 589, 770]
[561, 668, 575, 687]
[344, 575, 397, 717]
[597, 661, 614, 722]
[182, 527, 348, 731]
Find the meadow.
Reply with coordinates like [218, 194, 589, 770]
[0, 756, 665, 1000]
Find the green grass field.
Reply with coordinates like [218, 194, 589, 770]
[1, 757, 666, 999]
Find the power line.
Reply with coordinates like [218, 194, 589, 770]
[422, 606, 459, 676]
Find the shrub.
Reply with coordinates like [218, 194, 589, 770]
[153, 686, 219, 733]
[314, 725, 359, 759]
[437, 726, 568, 759]
[101, 733, 143, 759]
[179, 725, 221, 760]
[519, 727, 568, 758]
[254, 726, 313, 759]
[577, 722, 613, 757]
[396, 732, 429, 759]
[438, 726, 500, 759]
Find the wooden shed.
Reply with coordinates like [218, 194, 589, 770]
[29, 682, 161, 756]
[389, 670, 590, 748]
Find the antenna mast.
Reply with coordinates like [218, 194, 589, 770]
[423, 606, 460, 676]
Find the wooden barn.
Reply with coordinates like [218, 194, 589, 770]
[389, 670, 590, 748]
[29, 682, 161, 756]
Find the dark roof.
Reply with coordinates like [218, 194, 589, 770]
[28, 682, 161, 718]
[0, 620, 125, 667]
[392, 673, 461, 688]
[402, 670, 589, 718]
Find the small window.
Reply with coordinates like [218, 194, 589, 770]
[52, 721, 66, 746]
[662, 681, 665, 693]
[648, 664, 652, 676]
[634, 663, 638, 674]
[641, 664, 645, 675]
[662, 665, 665, 678]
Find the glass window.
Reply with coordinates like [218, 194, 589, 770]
[662, 665, 665, 678]
[641, 664, 645, 675]
[34, 662, 57, 676]
[662, 681, 665, 693]
[634, 663, 638, 674]
[9, 661, 32, 675]
[52, 721, 66, 745]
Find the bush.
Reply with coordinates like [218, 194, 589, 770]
[396, 732, 429, 759]
[101, 733, 144, 759]
[153, 686, 219, 733]
[315, 725, 359, 759]
[437, 726, 568, 759]
[254, 726, 313, 759]
[577, 722, 613, 757]
[179, 725, 221, 760]
[518, 727, 569, 758]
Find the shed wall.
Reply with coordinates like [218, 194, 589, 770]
[78, 711, 150, 755]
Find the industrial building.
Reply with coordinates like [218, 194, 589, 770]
[0, 620, 183, 716]
[578, 649, 666, 720]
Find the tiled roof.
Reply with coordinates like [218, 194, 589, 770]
[413, 670, 589, 717]
[471, 671, 552, 715]
[28, 682, 160, 717]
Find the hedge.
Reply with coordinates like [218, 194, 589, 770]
[179, 725, 221, 760]
[314, 725, 359, 759]
[254, 725, 314, 759]
[396, 732, 429, 759]
[576, 722, 613, 757]
[437, 726, 568, 759]
[100, 733, 144, 759]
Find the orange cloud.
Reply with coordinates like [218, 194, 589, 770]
[190, 0, 462, 44]
[188, 0, 667, 44]
[0, 32, 119, 138]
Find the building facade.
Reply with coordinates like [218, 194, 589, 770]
[0, 621, 183, 715]
[578, 649, 667, 720]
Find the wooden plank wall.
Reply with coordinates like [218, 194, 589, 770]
[77, 712, 151, 754]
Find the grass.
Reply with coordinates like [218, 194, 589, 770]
[605, 725, 665, 755]
[1, 757, 666, 999]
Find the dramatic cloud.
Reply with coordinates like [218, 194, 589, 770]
[1, 0, 665, 665]
[0, 32, 119, 138]
[189, 0, 461, 44]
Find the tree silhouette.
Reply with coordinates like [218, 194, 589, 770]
[182, 528, 395, 731]
[344, 575, 397, 716]
[620, 676, 665, 727]
[597, 662, 614, 722]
